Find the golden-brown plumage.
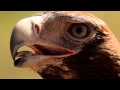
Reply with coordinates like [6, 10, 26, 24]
[10, 11, 120, 79]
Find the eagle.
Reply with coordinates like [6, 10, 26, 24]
[10, 11, 120, 79]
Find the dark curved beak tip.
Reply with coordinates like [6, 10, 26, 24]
[14, 58, 21, 66]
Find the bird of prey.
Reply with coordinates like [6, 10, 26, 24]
[10, 11, 120, 79]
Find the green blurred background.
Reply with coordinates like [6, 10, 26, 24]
[0, 11, 120, 79]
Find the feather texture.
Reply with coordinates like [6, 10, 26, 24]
[10, 11, 120, 79]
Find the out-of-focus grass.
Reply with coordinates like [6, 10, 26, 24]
[0, 11, 120, 79]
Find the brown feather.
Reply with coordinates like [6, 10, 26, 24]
[10, 11, 120, 79]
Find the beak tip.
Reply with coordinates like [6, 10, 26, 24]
[10, 17, 37, 62]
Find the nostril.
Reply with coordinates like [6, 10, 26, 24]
[35, 24, 40, 34]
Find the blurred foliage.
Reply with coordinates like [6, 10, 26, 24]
[0, 11, 120, 79]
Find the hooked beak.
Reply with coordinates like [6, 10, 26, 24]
[10, 16, 75, 68]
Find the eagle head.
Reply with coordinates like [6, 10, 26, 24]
[10, 11, 120, 79]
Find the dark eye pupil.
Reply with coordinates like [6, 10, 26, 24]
[68, 23, 91, 39]
[76, 27, 82, 34]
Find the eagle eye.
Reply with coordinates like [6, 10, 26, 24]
[68, 24, 90, 38]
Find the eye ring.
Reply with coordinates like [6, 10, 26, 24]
[68, 24, 90, 38]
